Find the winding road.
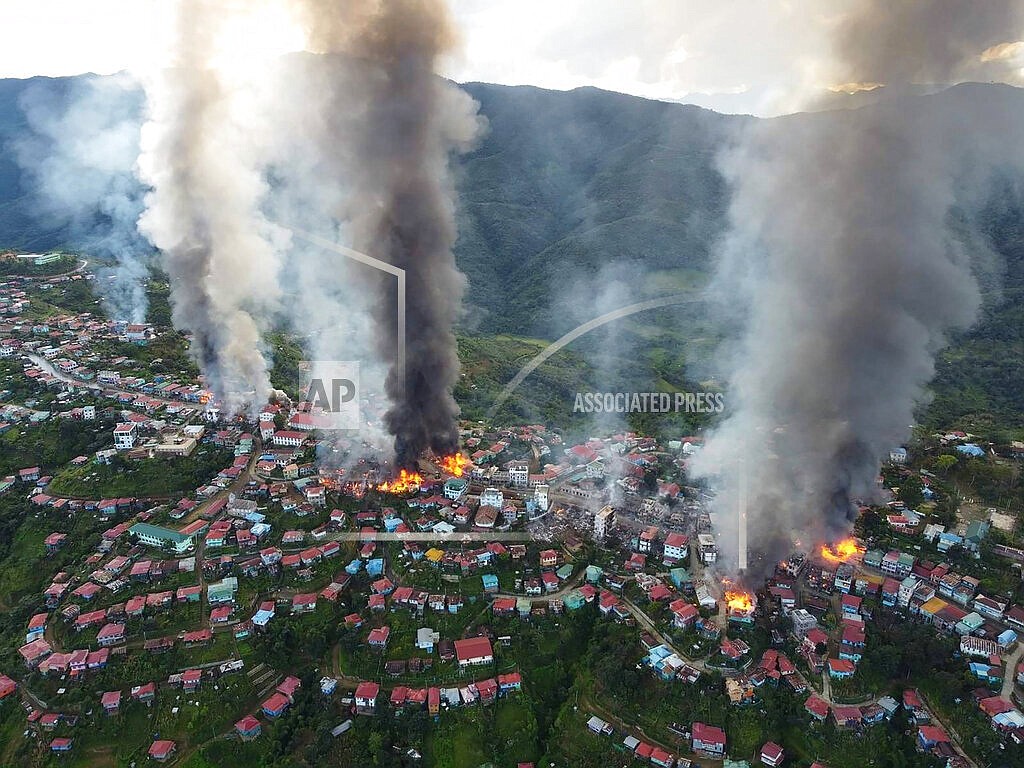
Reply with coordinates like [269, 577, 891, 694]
[25, 352, 187, 408]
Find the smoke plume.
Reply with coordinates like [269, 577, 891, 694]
[136, 0, 285, 415]
[295, 0, 484, 467]
[691, 0, 1024, 576]
[12, 74, 150, 323]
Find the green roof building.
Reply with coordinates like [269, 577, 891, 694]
[207, 577, 239, 605]
[129, 523, 195, 554]
[863, 549, 884, 569]
[965, 521, 990, 551]
[564, 590, 585, 611]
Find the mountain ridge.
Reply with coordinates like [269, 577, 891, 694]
[0, 74, 1021, 432]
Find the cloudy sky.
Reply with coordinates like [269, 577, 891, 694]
[2, 0, 1022, 116]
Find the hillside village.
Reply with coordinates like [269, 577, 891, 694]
[1, 262, 1024, 768]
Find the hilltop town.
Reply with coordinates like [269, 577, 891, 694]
[1, 259, 1024, 768]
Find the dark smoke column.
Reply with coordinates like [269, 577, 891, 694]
[297, 0, 483, 467]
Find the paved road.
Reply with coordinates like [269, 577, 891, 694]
[15, 257, 88, 281]
[25, 352, 192, 408]
[492, 568, 587, 601]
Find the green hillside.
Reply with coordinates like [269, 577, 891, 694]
[0, 75, 1022, 433]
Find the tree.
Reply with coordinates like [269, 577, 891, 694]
[367, 732, 383, 766]
[934, 453, 958, 475]
[897, 475, 925, 509]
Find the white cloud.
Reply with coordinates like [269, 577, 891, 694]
[2, 1, 1021, 117]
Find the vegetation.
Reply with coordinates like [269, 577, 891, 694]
[0, 419, 110, 477]
[0, 252, 76, 276]
[46, 444, 233, 498]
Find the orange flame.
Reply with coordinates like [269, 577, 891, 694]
[725, 590, 755, 613]
[819, 538, 864, 564]
[439, 453, 470, 477]
[377, 468, 423, 494]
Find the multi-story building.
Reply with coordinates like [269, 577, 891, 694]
[898, 576, 920, 608]
[533, 484, 549, 512]
[113, 422, 137, 450]
[663, 531, 689, 563]
[697, 533, 717, 565]
[444, 477, 468, 501]
[790, 608, 818, 639]
[128, 523, 196, 554]
[507, 461, 529, 487]
[479, 487, 504, 509]
[594, 505, 615, 541]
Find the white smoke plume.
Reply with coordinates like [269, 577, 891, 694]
[135, 0, 288, 415]
[691, 0, 1024, 578]
[12, 74, 150, 322]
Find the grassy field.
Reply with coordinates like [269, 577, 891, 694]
[47, 445, 233, 498]
[0, 419, 110, 477]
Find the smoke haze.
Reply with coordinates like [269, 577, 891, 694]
[691, 0, 1024, 577]
[12, 74, 150, 323]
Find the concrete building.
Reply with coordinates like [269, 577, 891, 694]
[113, 422, 137, 450]
[443, 477, 468, 501]
[790, 608, 818, 638]
[697, 533, 717, 565]
[128, 523, 195, 554]
[479, 487, 503, 509]
[507, 461, 529, 487]
[898, 576, 920, 608]
[533, 484, 549, 512]
[594, 505, 615, 541]
[663, 532, 689, 563]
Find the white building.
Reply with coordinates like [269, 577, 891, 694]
[533, 484, 549, 512]
[479, 487, 504, 509]
[113, 422, 137, 450]
[128, 522, 195, 554]
[415, 627, 439, 652]
[790, 608, 818, 638]
[82, 405, 95, 421]
[507, 461, 529, 487]
[697, 533, 717, 565]
[443, 477, 468, 501]
[889, 447, 908, 464]
[594, 505, 615, 541]
[663, 531, 688, 562]
[898, 576, 919, 608]
[272, 430, 305, 448]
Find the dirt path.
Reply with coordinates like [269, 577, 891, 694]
[1002, 641, 1024, 700]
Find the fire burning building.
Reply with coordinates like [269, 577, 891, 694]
[376, 469, 423, 494]
[725, 589, 756, 625]
[818, 538, 865, 565]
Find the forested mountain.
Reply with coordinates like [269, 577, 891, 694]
[0, 74, 1021, 432]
